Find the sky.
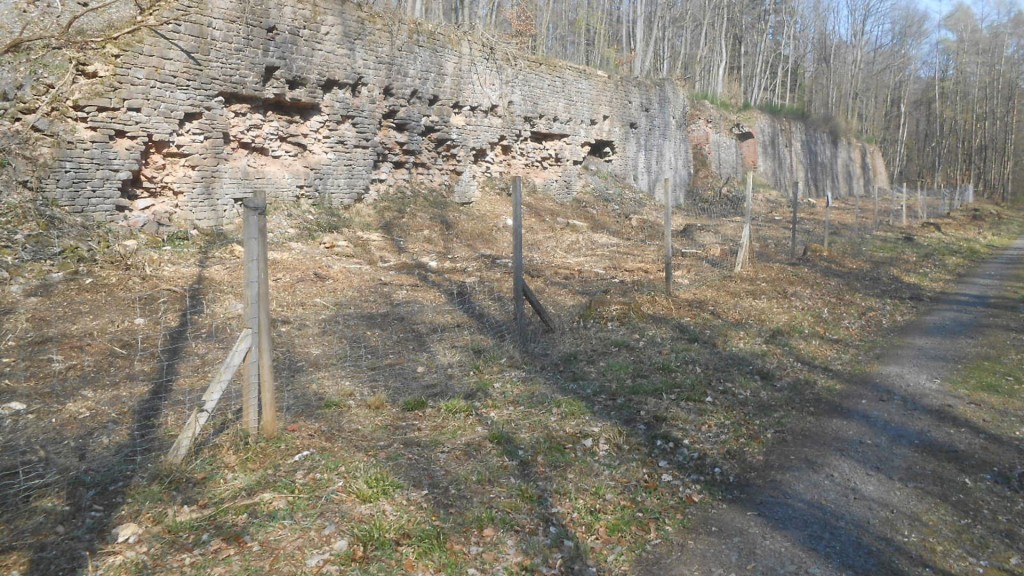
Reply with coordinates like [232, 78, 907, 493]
[919, 0, 1024, 16]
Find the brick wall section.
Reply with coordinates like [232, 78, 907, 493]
[39, 0, 885, 229]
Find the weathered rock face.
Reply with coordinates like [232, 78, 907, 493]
[42, 0, 690, 228]
[754, 118, 890, 199]
[38, 0, 885, 229]
[688, 102, 890, 198]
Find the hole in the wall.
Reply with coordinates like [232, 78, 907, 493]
[472, 147, 489, 163]
[348, 76, 366, 97]
[383, 85, 395, 98]
[427, 94, 440, 106]
[408, 88, 419, 102]
[488, 103, 500, 115]
[286, 77, 307, 91]
[180, 111, 203, 125]
[262, 65, 280, 86]
[266, 23, 277, 34]
[382, 107, 400, 121]
[586, 139, 616, 160]
[321, 78, 344, 94]
[217, 91, 321, 117]
[629, 121, 639, 130]
[529, 131, 568, 144]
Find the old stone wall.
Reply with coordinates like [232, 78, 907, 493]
[41, 0, 690, 229]
[36, 0, 885, 230]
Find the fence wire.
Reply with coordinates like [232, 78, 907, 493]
[0, 180, 973, 557]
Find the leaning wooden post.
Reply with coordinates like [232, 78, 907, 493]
[790, 180, 800, 260]
[241, 194, 261, 435]
[663, 177, 673, 294]
[512, 177, 526, 345]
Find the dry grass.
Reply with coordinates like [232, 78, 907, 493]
[1, 180, 1022, 575]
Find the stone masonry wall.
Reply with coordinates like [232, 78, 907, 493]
[37, 0, 885, 230]
[41, 0, 690, 229]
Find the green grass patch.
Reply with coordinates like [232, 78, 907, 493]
[350, 466, 403, 503]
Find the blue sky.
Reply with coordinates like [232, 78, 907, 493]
[919, 0, 1024, 16]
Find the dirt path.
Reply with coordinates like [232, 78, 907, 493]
[638, 237, 1024, 576]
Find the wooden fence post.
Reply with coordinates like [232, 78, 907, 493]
[824, 191, 832, 251]
[255, 191, 277, 437]
[790, 180, 800, 260]
[735, 172, 753, 272]
[241, 194, 261, 435]
[873, 185, 879, 231]
[901, 184, 907, 226]
[512, 177, 525, 344]
[242, 190, 277, 438]
[664, 177, 673, 294]
[917, 182, 925, 221]
[853, 193, 861, 238]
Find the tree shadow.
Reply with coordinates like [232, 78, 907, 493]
[24, 248, 212, 576]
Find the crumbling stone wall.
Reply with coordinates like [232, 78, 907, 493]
[40, 0, 691, 229]
[36, 0, 885, 231]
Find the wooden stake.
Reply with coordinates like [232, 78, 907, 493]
[241, 195, 260, 435]
[735, 172, 753, 272]
[512, 177, 525, 344]
[663, 177, 673, 294]
[790, 180, 800, 260]
[254, 190, 277, 437]
[901, 184, 907, 226]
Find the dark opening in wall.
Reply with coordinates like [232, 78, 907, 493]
[321, 78, 343, 94]
[286, 77, 307, 91]
[731, 123, 755, 142]
[528, 131, 568, 144]
[262, 65, 280, 86]
[586, 139, 616, 160]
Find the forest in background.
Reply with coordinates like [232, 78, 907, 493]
[365, 0, 1024, 202]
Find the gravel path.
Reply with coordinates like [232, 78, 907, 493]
[638, 237, 1024, 576]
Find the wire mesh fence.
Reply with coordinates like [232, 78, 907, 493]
[0, 177, 975, 561]
[672, 183, 971, 283]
